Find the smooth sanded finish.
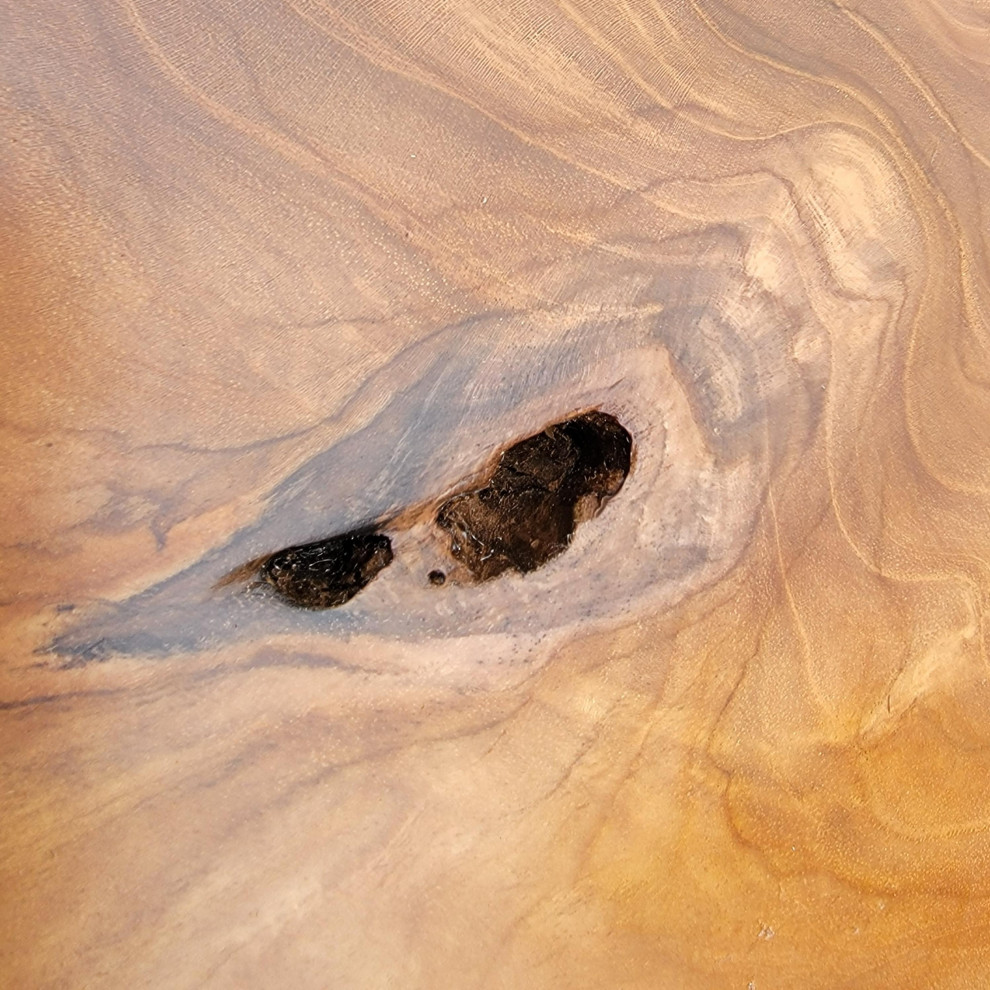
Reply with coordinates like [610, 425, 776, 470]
[3, 2, 990, 989]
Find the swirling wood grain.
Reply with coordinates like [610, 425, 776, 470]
[2, 0, 990, 986]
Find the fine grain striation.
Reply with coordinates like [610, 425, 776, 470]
[3, 1, 990, 988]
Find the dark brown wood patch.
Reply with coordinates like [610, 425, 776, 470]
[435, 411, 632, 581]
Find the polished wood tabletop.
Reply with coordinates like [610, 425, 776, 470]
[3, 0, 990, 986]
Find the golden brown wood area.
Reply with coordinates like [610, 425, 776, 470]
[3, 0, 990, 986]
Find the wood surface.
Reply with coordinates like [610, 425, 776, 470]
[2, 0, 990, 986]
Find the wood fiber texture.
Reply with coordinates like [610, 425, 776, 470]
[2, 0, 990, 987]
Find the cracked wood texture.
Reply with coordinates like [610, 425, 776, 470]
[3, 0, 990, 987]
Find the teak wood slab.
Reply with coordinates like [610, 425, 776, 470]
[3, 0, 990, 986]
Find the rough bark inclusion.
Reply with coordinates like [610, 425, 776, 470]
[259, 532, 393, 609]
[434, 410, 632, 582]
[247, 410, 632, 608]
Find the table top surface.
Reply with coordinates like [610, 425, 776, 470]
[3, 1, 990, 986]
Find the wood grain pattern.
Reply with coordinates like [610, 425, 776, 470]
[2, 0, 990, 986]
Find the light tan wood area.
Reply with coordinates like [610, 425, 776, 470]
[3, 0, 990, 986]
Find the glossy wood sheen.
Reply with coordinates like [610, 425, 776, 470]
[2, 1, 990, 986]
